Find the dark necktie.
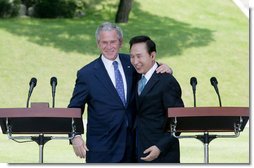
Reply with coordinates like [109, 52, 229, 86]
[113, 61, 126, 105]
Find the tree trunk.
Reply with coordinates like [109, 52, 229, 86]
[115, 0, 133, 23]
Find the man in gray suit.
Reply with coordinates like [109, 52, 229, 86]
[129, 35, 184, 163]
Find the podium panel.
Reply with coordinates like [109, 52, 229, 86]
[0, 103, 82, 163]
[0, 118, 72, 134]
[167, 107, 249, 132]
[169, 116, 249, 132]
[0, 102, 81, 134]
[167, 106, 249, 163]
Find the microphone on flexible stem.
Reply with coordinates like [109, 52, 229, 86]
[26, 77, 37, 108]
[210, 77, 222, 107]
[190, 77, 197, 107]
[50, 77, 57, 108]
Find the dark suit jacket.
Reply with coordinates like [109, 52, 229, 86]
[136, 71, 184, 163]
[68, 54, 137, 163]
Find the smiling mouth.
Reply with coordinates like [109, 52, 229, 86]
[134, 66, 143, 72]
[134, 64, 142, 69]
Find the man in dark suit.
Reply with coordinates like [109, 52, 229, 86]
[68, 22, 172, 163]
[129, 35, 184, 163]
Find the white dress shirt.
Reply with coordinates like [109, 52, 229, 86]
[142, 62, 158, 84]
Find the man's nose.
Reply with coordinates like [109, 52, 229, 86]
[133, 58, 139, 65]
[106, 43, 112, 49]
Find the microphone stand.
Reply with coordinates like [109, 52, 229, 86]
[212, 85, 222, 107]
[26, 87, 34, 108]
[210, 77, 222, 107]
[51, 85, 56, 108]
[52, 94, 55, 108]
[217, 91, 222, 107]
[26, 78, 37, 108]
[26, 94, 31, 108]
[190, 77, 197, 107]
[50, 77, 57, 108]
[193, 91, 196, 107]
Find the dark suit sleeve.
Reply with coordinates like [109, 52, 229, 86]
[68, 70, 89, 134]
[156, 75, 184, 154]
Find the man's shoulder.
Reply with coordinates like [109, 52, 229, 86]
[157, 72, 178, 83]
[78, 57, 101, 74]
[119, 53, 130, 59]
[119, 53, 132, 66]
[157, 72, 173, 78]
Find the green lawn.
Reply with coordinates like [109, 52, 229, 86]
[0, 128, 249, 163]
[0, 0, 249, 163]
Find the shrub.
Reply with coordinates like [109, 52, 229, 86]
[21, 0, 37, 8]
[0, 0, 21, 18]
[33, 0, 87, 18]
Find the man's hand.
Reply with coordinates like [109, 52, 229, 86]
[71, 135, 89, 158]
[156, 63, 173, 74]
[140, 145, 161, 162]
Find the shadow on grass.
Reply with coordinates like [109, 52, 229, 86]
[123, 2, 215, 58]
[0, 1, 214, 58]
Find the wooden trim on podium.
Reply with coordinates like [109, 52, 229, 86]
[0, 103, 81, 118]
[168, 107, 249, 117]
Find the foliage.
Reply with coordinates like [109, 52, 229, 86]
[21, 0, 37, 7]
[33, 0, 87, 18]
[0, 0, 21, 18]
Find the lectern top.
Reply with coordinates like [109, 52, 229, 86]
[0, 103, 81, 118]
[168, 107, 249, 118]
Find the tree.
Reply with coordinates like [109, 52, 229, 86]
[115, 0, 133, 23]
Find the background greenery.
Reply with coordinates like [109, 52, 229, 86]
[0, 0, 249, 163]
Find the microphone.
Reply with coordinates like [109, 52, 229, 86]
[50, 77, 57, 108]
[210, 77, 222, 107]
[26, 77, 37, 108]
[190, 77, 197, 107]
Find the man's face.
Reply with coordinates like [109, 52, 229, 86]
[97, 30, 122, 60]
[130, 42, 156, 74]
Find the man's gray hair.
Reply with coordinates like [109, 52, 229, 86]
[95, 22, 123, 43]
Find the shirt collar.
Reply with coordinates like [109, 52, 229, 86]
[101, 54, 120, 68]
[143, 62, 158, 82]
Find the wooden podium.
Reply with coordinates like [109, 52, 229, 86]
[0, 102, 81, 163]
[167, 107, 249, 163]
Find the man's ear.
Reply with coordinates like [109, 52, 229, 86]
[151, 51, 156, 60]
[119, 39, 123, 48]
[96, 40, 100, 48]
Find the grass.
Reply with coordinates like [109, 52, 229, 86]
[0, 0, 249, 163]
[180, 128, 249, 163]
[0, 128, 249, 163]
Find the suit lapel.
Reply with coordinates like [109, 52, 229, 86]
[93, 56, 123, 105]
[138, 72, 160, 105]
[119, 54, 133, 106]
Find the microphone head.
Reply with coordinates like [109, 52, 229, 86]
[29, 77, 37, 87]
[50, 77, 57, 86]
[210, 77, 218, 86]
[190, 77, 197, 86]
